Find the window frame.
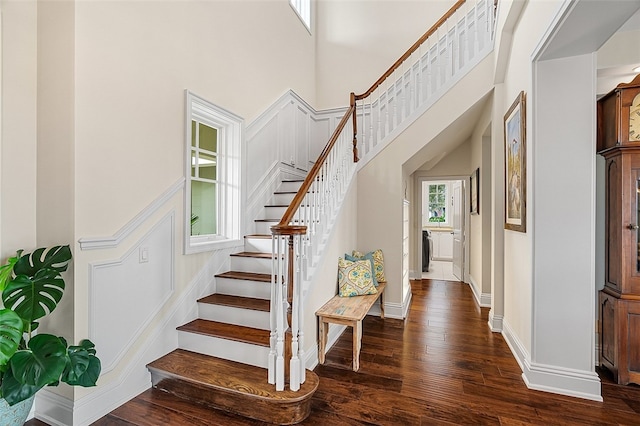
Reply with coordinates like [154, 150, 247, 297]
[184, 91, 243, 254]
[290, 0, 311, 33]
[424, 181, 451, 228]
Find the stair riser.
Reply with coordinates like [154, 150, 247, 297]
[244, 236, 272, 252]
[178, 331, 269, 368]
[198, 303, 270, 330]
[278, 181, 303, 192]
[264, 205, 289, 218]
[255, 221, 279, 235]
[272, 192, 296, 205]
[216, 277, 271, 299]
[149, 373, 312, 425]
[230, 255, 271, 274]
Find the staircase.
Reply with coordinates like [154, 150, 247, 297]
[147, 179, 319, 425]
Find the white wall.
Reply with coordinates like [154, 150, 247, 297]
[0, 0, 38, 257]
[315, 0, 453, 109]
[0, 0, 319, 418]
[498, 0, 562, 360]
[357, 54, 494, 308]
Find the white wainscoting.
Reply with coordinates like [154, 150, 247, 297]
[89, 213, 176, 374]
[245, 90, 347, 234]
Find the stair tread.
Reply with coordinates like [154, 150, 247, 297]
[244, 234, 271, 239]
[148, 349, 319, 401]
[215, 271, 271, 282]
[229, 251, 272, 259]
[177, 319, 270, 347]
[198, 293, 270, 312]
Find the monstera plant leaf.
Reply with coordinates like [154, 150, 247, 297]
[1, 245, 71, 329]
[13, 245, 71, 277]
[0, 309, 24, 367]
[2, 269, 65, 328]
[0, 250, 21, 292]
[62, 340, 101, 387]
[0, 366, 41, 405]
[9, 334, 67, 388]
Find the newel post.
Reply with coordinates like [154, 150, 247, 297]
[270, 224, 307, 391]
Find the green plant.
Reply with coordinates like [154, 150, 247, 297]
[0, 245, 101, 406]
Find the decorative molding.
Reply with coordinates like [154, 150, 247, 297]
[522, 360, 602, 402]
[501, 318, 529, 373]
[89, 213, 176, 374]
[502, 319, 602, 402]
[469, 275, 491, 307]
[35, 389, 73, 426]
[488, 309, 503, 332]
[60, 245, 237, 426]
[402, 286, 413, 319]
[79, 178, 184, 250]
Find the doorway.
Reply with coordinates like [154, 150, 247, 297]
[420, 178, 466, 282]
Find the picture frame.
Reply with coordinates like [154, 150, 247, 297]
[503, 91, 526, 232]
[470, 168, 479, 215]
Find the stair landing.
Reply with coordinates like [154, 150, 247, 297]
[147, 349, 319, 425]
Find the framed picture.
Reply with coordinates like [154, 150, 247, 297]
[470, 168, 479, 215]
[504, 91, 526, 232]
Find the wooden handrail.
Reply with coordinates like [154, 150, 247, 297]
[271, 104, 355, 235]
[354, 0, 466, 101]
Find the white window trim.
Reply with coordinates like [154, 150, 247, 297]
[184, 91, 243, 254]
[424, 180, 452, 228]
[290, 0, 311, 33]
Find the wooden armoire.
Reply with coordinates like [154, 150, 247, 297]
[597, 73, 640, 385]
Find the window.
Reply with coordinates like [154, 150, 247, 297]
[185, 91, 242, 254]
[424, 182, 450, 226]
[290, 0, 311, 31]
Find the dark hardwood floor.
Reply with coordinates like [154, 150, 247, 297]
[28, 279, 640, 425]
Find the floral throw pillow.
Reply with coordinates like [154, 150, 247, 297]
[352, 249, 386, 283]
[338, 257, 378, 297]
[345, 252, 378, 287]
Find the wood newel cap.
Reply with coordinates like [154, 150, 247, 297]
[271, 225, 307, 236]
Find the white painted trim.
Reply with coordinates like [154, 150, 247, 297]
[382, 301, 406, 320]
[468, 275, 491, 307]
[78, 178, 184, 250]
[502, 319, 602, 402]
[58, 246, 237, 426]
[501, 318, 529, 373]
[88, 212, 176, 374]
[522, 361, 602, 402]
[34, 390, 73, 426]
[402, 285, 413, 319]
[488, 309, 503, 332]
[356, 47, 494, 173]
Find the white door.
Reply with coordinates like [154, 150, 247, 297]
[452, 180, 464, 280]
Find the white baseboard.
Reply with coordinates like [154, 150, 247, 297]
[488, 309, 503, 332]
[502, 319, 602, 402]
[522, 360, 602, 402]
[35, 390, 73, 426]
[468, 275, 491, 307]
[41, 247, 237, 426]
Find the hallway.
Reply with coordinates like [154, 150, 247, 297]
[73, 279, 640, 425]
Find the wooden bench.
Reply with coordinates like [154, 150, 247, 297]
[315, 281, 386, 372]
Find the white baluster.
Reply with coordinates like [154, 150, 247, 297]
[268, 236, 277, 385]
[368, 93, 374, 153]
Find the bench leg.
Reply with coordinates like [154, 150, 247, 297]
[318, 318, 327, 365]
[380, 292, 385, 319]
[353, 320, 362, 372]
